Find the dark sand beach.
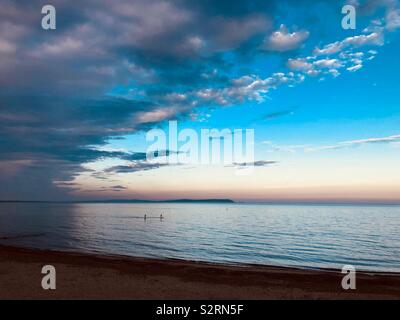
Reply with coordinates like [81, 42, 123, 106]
[0, 245, 400, 300]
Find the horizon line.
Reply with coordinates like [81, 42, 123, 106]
[1, 199, 400, 206]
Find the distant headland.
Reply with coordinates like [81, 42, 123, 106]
[0, 199, 236, 204]
[78, 199, 236, 204]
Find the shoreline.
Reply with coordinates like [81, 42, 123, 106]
[2, 243, 400, 275]
[1, 244, 400, 299]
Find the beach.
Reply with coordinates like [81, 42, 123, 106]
[1, 245, 399, 300]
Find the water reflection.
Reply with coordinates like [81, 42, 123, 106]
[0, 202, 400, 271]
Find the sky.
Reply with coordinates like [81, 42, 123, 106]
[0, 0, 400, 202]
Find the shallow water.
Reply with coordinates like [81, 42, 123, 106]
[0, 202, 399, 272]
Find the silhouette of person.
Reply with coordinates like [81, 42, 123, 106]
[144, 214, 147, 220]
[160, 214, 164, 220]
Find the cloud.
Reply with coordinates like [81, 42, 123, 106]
[110, 185, 127, 190]
[307, 134, 400, 151]
[313, 59, 343, 69]
[264, 134, 400, 154]
[38, 37, 84, 56]
[207, 14, 270, 50]
[0, 38, 16, 53]
[122, 152, 148, 161]
[343, 32, 384, 46]
[112, 149, 181, 163]
[0, 0, 397, 200]
[261, 24, 309, 52]
[232, 160, 278, 167]
[288, 30, 383, 82]
[347, 64, 363, 72]
[261, 109, 295, 120]
[0, 0, 274, 199]
[105, 161, 172, 173]
[313, 32, 383, 56]
[135, 106, 187, 124]
[386, 7, 400, 30]
[192, 72, 304, 106]
[262, 141, 310, 153]
[313, 42, 343, 56]
[287, 58, 313, 71]
[362, 0, 400, 31]
[0, 94, 155, 199]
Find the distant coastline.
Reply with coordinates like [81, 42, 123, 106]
[1, 199, 400, 206]
[79, 199, 236, 204]
[0, 199, 236, 204]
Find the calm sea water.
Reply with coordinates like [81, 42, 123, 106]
[0, 202, 399, 272]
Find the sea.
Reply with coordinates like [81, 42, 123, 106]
[0, 202, 399, 272]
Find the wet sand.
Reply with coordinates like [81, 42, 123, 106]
[0, 245, 399, 300]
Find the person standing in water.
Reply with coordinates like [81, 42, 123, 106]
[144, 214, 147, 220]
[160, 214, 164, 220]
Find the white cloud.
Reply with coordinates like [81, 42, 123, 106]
[343, 32, 383, 47]
[262, 141, 310, 153]
[347, 64, 363, 72]
[345, 135, 400, 144]
[306, 69, 321, 76]
[192, 72, 305, 106]
[155, 7, 394, 114]
[313, 59, 343, 69]
[307, 135, 400, 152]
[289, 28, 386, 82]
[262, 24, 309, 52]
[328, 69, 341, 77]
[287, 58, 313, 71]
[313, 32, 383, 56]
[195, 27, 386, 107]
[314, 42, 342, 55]
[386, 7, 400, 30]
[135, 107, 181, 124]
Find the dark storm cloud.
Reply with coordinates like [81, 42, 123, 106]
[0, 95, 151, 161]
[0, 159, 83, 200]
[0, 94, 153, 199]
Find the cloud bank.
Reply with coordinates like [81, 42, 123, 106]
[0, 0, 399, 199]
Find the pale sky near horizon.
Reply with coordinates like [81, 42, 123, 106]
[1, 0, 400, 202]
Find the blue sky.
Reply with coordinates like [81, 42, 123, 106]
[1, 0, 399, 202]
